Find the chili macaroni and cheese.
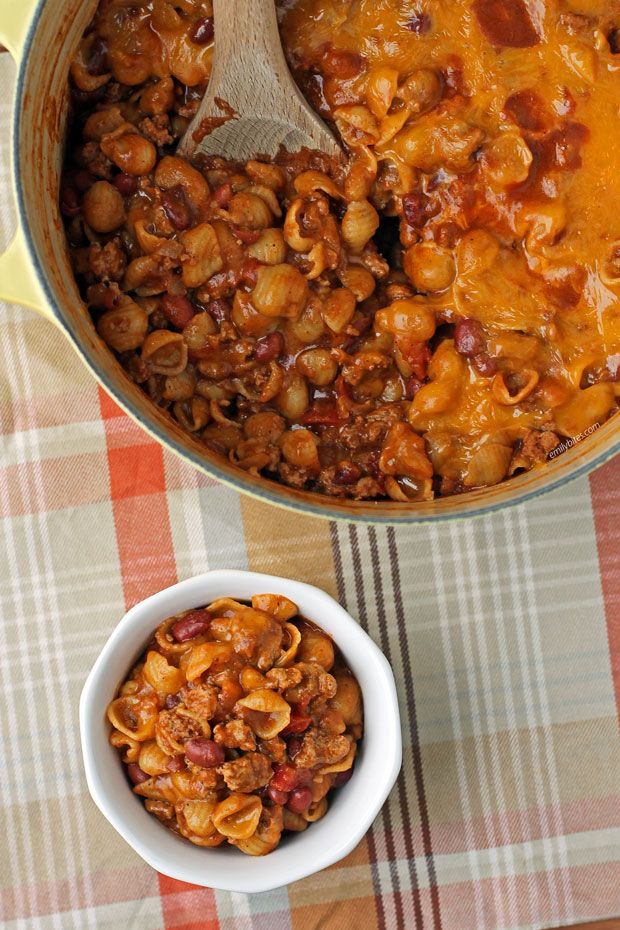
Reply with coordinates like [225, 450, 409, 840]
[107, 595, 363, 854]
[64, 0, 620, 502]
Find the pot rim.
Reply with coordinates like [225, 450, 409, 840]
[10, 0, 620, 525]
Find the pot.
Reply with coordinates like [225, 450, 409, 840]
[1, 0, 618, 524]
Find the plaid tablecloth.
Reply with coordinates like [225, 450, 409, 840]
[1, 52, 620, 930]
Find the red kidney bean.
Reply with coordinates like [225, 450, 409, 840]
[190, 16, 215, 45]
[281, 712, 312, 736]
[270, 763, 299, 793]
[162, 188, 191, 231]
[405, 376, 423, 400]
[113, 173, 138, 197]
[74, 169, 95, 193]
[333, 461, 362, 486]
[164, 692, 182, 709]
[127, 763, 150, 785]
[267, 785, 289, 806]
[184, 738, 225, 768]
[161, 294, 195, 329]
[401, 191, 429, 228]
[206, 298, 231, 323]
[234, 226, 261, 245]
[61, 187, 81, 217]
[333, 768, 353, 787]
[254, 332, 284, 362]
[87, 36, 109, 76]
[241, 257, 261, 285]
[287, 736, 303, 760]
[473, 0, 539, 49]
[166, 754, 186, 772]
[454, 318, 484, 357]
[213, 182, 232, 208]
[321, 46, 366, 79]
[170, 609, 211, 643]
[472, 352, 498, 377]
[287, 786, 313, 814]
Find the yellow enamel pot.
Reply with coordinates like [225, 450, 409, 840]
[1, 0, 618, 524]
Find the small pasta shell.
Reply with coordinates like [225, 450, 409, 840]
[138, 740, 173, 776]
[185, 642, 233, 682]
[341, 200, 380, 254]
[107, 695, 158, 742]
[213, 794, 262, 839]
[206, 597, 245, 615]
[464, 442, 513, 488]
[133, 774, 177, 802]
[180, 222, 223, 288]
[176, 798, 223, 846]
[247, 228, 287, 265]
[251, 593, 298, 621]
[109, 729, 141, 762]
[283, 198, 315, 252]
[319, 743, 357, 775]
[143, 650, 185, 698]
[337, 264, 376, 301]
[239, 667, 267, 691]
[491, 370, 539, 406]
[275, 623, 302, 668]
[283, 809, 308, 832]
[293, 170, 343, 199]
[155, 615, 201, 658]
[303, 797, 329, 822]
[134, 220, 169, 255]
[235, 689, 291, 738]
[142, 331, 188, 377]
[297, 628, 335, 670]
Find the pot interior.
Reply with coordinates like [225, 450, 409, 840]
[13, 0, 620, 523]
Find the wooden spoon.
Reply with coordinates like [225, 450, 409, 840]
[178, 0, 340, 162]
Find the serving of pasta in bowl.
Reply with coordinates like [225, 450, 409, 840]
[79, 570, 401, 891]
[2, 0, 620, 522]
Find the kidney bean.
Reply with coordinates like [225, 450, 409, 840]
[234, 226, 261, 245]
[61, 187, 81, 217]
[254, 332, 284, 362]
[170, 609, 212, 642]
[241, 257, 261, 285]
[74, 169, 95, 193]
[267, 785, 289, 806]
[127, 763, 149, 785]
[164, 692, 182, 709]
[281, 712, 312, 736]
[401, 191, 430, 228]
[113, 173, 138, 197]
[472, 352, 498, 377]
[162, 188, 191, 231]
[405, 376, 423, 400]
[184, 738, 225, 768]
[87, 36, 109, 76]
[473, 0, 539, 49]
[454, 318, 484, 357]
[287, 786, 313, 814]
[321, 45, 366, 79]
[270, 763, 299, 793]
[333, 768, 353, 787]
[207, 298, 232, 323]
[334, 461, 362, 486]
[213, 182, 232, 208]
[190, 16, 215, 45]
[161, 294, 195, 329]
[287, 736, 303, 760]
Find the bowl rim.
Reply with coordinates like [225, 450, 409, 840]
[10, 0, 620, 525]
[79, 568, 403, 892]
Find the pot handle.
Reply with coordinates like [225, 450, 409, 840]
[0, 229, 56, 323]
[0, 0, 39, 59]
[0, 0, 59, 326]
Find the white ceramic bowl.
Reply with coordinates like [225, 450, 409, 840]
[79, 569, 402, 893]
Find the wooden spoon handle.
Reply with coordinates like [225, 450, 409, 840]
[209, 0, 292, 116]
